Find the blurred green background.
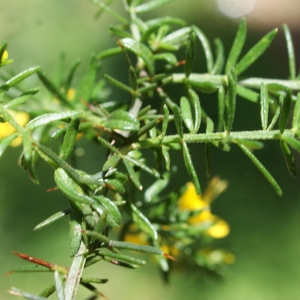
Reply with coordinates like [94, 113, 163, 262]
[1, 0, 300, 299]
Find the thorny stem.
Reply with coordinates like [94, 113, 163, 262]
[134, 129, 296, 149]
[171, 73, 300, 90]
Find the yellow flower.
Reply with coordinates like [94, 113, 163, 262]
[66, 88, 76, 101]
[1, 49, 8, 63]
[0, 110, 30, 146]
[178, 177, 230, 239]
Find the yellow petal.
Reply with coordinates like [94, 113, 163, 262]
[206, 216, 230, 238]
[0, 111, 30, 146]
[187, 209, 212, 224]
[11, 111, 30, 127]
[66, 88, 76, 101]
[1, 50, 8, 63]
[178, 182, 207, 211]
[202, 176, 228, 204]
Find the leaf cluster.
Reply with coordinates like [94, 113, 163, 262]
[1, 0, 300, 299]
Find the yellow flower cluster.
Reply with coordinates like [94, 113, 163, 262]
[178, 177, 229, 239]
[124, 177, 230, 251]
[0, 110, 30, 146]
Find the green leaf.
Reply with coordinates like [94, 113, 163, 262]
[54, 168, 120, 227]
[129, 66, 138, 90]
[103, 155, 121, 171]
[39, 284, 56, 298]
[180, 96, 193, 133]
[54, 271, 65, 300]
[4, 88, 39, 109]
[80, 277, 108, 284]
[162, 104, 169, 136]
[217, 84, 225, 132]
[188, 80, 219, 93]
[7, 265, 51, 275]
[260, 82, 269, 130]
[98, 249, 146, 266]
[236, 85, 260, 103]
[162, 145, 170, 171]
[97, 47, 123, 60]
[93, 195, 123, 227]
[185, 31, 196, 78]
[128, 118, 162, 142]
[134, 0, 174, 13]
[130, 203, 158, 240]
[173, 104, 183, 138]
[0, 132, 19, 157]
[74, 54, 99, 103]
[225, 18, 247, 73]
[224, 69, 237, 132]
[124, 155, 160, 178]
[182, 141, 201, 194]
[26, 111, 82, 130]
[60, 118, 80, 160]
[20, 150, 41, 185]
[211, 38, 224, 75]
[104, 74, 134, 93]
[79, 282, 107, 298]
[97, 136, 120, 154]
[188, 89, 201, 133]
[205, 142, 212, 177]
[34, 209, 70, 231]
[144, 173, 169, 202]
[0, 66, 40, 91]
[146, 16, 186, 27]
[284, 136, 300, 153]
[37, 70, 69, 105]
[279, 90, 292, 134]
[283, 24, 296, 80]
[109, 25, 132, 38]
[238, 143, 282, 196]
[109, 240, 165, 255]
[120, 38, 155, 75]
[22, 130, 32, 161]
[153, 53, 177, 65]
[123, 158, 142, 190]
[267, 101, 281, 131]
[105, 110, 140, 132]
[192, 25, 213, 73]
[64, 59, 81, 92]
[88, 0, 128, 24]
[160, 27, 191, 49]
[235, 28, 278, 75]
[206, 116, 214, 133]
[280, 140, 297, 178]
[292, 92, 300, 130]
[69, 211, 82, 258]
[266, 83, 289, 95]
[8, 287, 47, 300]
[234, 139, 264, 150]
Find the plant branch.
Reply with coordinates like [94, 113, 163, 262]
[135, 129, 296, 148]
[64, 242, 87, 300]
[171, 73, 300, 90]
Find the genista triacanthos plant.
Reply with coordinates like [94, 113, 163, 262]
[1, 0, 300, 299]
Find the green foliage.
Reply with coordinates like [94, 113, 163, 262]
[1, 0, 300, 299]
